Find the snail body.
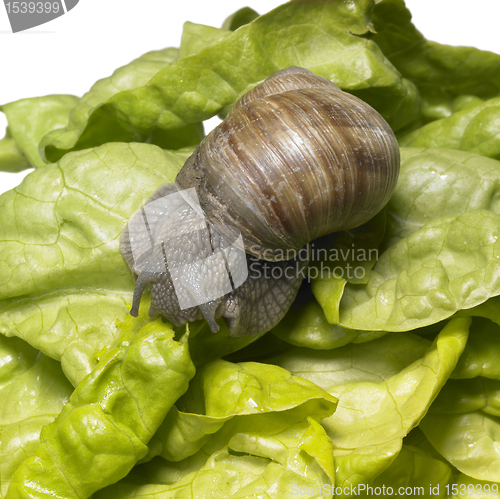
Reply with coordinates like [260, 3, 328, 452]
[120, 67, 400, 337]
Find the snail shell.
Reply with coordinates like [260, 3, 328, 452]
[176, 66, 399, 261]
[121, 66, 400, 337]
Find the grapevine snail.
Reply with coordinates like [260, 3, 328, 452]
[120, 67, 400, 337]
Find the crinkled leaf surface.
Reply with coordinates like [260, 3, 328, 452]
[0, 135, 31, 173]
[266, 330, 430, 389]
[421, 411, 500, 482]
[387, 148, 500, 243]
[340, 210, 500, 331]
[364, 444, 451, 498]
[399, 98, 500, 160]
[41, 48, 203, 163]
[316, 148, 500, 331]
[452, 317, 500, 380]
[428, 377, 500, 417]
[1, 95, 79, 168]
[151, 359, 336, 462]
[99, 418, 334, 499]
[0, 142, 192, 386]
[421, 335, 500, 483]
[271, 301, 387, 350]
[96, 360, 336, 499]
[41, 0, 419, 160]
[267, 317, 469, 490]
[6, 315, 195, 499]
[178, 22, 231, 60]
[221, 7, 259, 31]
[310, 208, 387, 325]
[370, 0, 500, 125]
[0, 334, 72, 497]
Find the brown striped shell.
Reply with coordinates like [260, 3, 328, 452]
[176, 66, 400, 261]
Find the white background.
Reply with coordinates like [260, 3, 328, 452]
[1, 0, 500, 195]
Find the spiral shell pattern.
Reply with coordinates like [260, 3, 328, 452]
[176, 66, 400, 261]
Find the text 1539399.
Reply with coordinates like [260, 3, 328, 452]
[5, 2, 60, 13]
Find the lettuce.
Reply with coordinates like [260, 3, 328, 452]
[0, 136, 31, 173]
[419, 320, 500, 482]
[271, 301, 388, 350]
[370, 0, 500, 126]
[0, 142, 191, 386]
[97, 419, 335, 499]
[2, 0, 500, 496]
[39, 0, 420, 162]
[6, 313, 195, 499]
[267, 317, 469, 490]
[40, 48, 204, 163]
[0, 335, 72, 496]
[365, 445, 452, 498]
[95, 358, 337, 499]
[399, 98, 500, 159]
[0, 95, 79, 170]
[313, 148, 500, 331]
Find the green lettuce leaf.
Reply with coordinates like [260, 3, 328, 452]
[0, 142, 192, 386]
[420, 314, 500, 483]
[363, 444, 451, 498]
[1, 95, 79, 169]
[0, 135, 31, 173]
[96, 358, 336, 499]
[452, 317, 500, 380]
[399, 98, 500, 160]
[428, 377, 500, 417]
[370, 0, 500, 125]
[449, 474, 500, 499]
[98, 418, 335, 499]
[152, 359, 337, 462]
[221, 7, 259, 31]
[178, 22, 231, 60]
[266, 330, 430, 389]
[40, 48, 203, 163]
[267, 317, 469, 490]
[310, 208, 387, 325]
[421, 409, 500, 482]
[314, 148, 500, 331]
[0, 334, 73, 496]
[6, 314, 195, 499]
[387, 148, 500, 243]
[41, 0, 419, 161]
[339, 210, 500, 331]
[271, 301, 387, 350]
[0, 334, 38, 387]
[403, 426, 452, 464]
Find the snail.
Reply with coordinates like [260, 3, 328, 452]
[120, 66, 400, 337]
